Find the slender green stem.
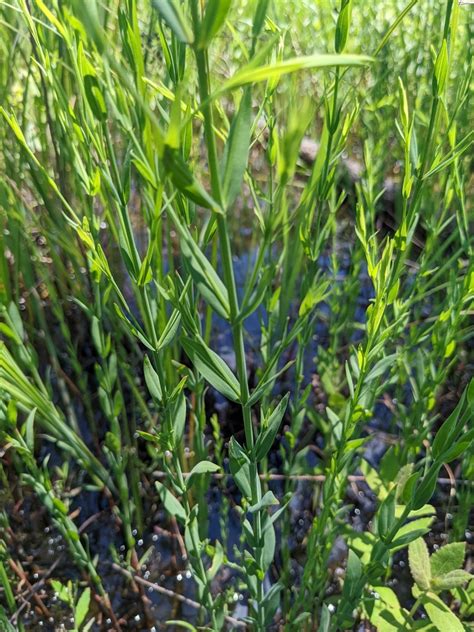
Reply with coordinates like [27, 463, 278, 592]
[192, 34, 265, 630]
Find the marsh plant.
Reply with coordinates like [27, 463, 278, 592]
[0, 0, 473, 630]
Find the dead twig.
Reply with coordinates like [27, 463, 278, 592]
[9, 558, 56, 623]
[111, 563, 247, 629]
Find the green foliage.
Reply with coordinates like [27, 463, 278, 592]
[51, 580, 93, 632]
[408, 538, 472, 632]
[0, 0, 472, 629]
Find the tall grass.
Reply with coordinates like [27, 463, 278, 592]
[0, 0, 473, 629]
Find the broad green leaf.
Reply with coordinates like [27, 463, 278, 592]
[422, 591, 464, 632]
[152, 0, 193, 44]
[155, 481, 186, 523]
[347, 531, 376, 565]
[222, 89, 252, 208]
[430, 542, 465, 578]
[431, 570, 472, 591]
[254, 393, 289, 461]
[408, 538, 431, 590]
[182, 337, 240, 402]
[75, 587, 91, 628]
[365, 585, 411, 632]
[198, 0, 231, 49]
[405, 505, 436, 520]
[390, 531, 433, 552]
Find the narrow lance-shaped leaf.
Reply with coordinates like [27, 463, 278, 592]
[198, 0, 231, 49]
[248, 490, 279, 513]
[341, 550, 362, 601]
[163, 145, 219, 210]
[179, 230, 230, 319]
[222, 89, 253, 208]
[206, 540, 224, 581]
[252, 0, 270, 39]
[75, 588, 91, 629]
[228, 437, 252, 498]
[215, 54, 373, 96]
[143, 355, 163, 403]
[156, 309, 181, 352]
[186, 460, 220, 490]
[432, 379, 472, 459]
[335, 0, 352, 53]
[181, 337, 241, 402]
[254, 393, 289, 461]
[156, 481, 186, 523]
[152, 0, 194, 44]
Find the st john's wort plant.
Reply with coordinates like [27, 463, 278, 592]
[0, 0, 472, 629]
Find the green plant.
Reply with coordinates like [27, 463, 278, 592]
[408, 539, 472, 632]
[0, 0, 472, 629]
[50, 580, 93, 632]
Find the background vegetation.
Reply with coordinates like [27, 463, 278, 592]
[0, 0, 473, 630]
